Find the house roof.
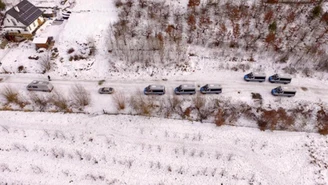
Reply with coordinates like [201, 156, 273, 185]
[6, 0, 42, 26]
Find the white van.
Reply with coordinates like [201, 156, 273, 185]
[174, 84, 196, 95]
[27, 80, 54, 92]
[144, 85, 165, 95]
[271, 86, 296, 97]
[200, 84, 222, 94]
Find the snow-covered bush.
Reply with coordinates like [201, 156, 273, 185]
[112, 91, 126, 111]
[0, 86, 19, 104]
[70, 84, 90, 108]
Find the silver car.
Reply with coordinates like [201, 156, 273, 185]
[98, 87, 114, 94]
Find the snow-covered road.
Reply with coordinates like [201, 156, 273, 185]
[0, 71, 327, 109]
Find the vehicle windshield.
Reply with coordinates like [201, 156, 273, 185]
[248, 73, 253, 77]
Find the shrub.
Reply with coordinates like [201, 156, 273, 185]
[192, 94, 205, 110]
[17, 65, 25, 73]
[114, 0, 123, 7]
[316, 108, 328, 135]
[113, 92, 126, 111]
[251, 93, 262, 100]
[1, 86, 19, 104]
[29, 92, 49, 111]
[71, 84, 90, 107]
[129, 93, 156, 116]
[215, 109, 225, 127]
[40, 53, 52, 72]
[318, 124, 328, 135]
[184, 107, 192, 118]
[268, 22, 277, 33]
[0, 0, 6, 10]
[67, 48, 75, 54]
[98, 80, 105, 85]
[312, 6, 322, 18]
[50, 91, 70, 112]
[258, 108, 295, 130]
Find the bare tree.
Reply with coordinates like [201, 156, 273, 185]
[40, 52, 52, 73]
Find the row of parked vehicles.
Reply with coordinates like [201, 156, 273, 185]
[144, 84, 222, 95]
[244, 73, 296, 97]
[25, 72, 296, 97]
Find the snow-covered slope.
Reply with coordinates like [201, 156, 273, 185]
[0, 111, 327, 185]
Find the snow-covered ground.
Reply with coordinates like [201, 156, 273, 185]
[0, 0, 328, 184]
[0, 111, 327, 185]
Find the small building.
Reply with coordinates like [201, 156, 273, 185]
[32, 37, 53, 49]
[3, 0, 45, 41]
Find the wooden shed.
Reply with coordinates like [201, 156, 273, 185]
[32, 37, 52, 49]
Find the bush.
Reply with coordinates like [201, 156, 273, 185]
[17, 65, 25, 73]
[98, 80, 105, 85]
[312, 6, 322, 18]
[1, 86, 19, 104]
[113, 92, 126, 111]
[0, 0, 6, 11]
[50, 91, 70, 112]
[67, 48, 75, 54]
[40, 53, 52, 72]
[251, 93, 262, 100]
[215, 109, 225, 127]
[316, 108, 328, 135]
[71, 84, 90, 107]
[192, 94, 205, 110]
[29, 92, 49, 111]
[129, 93, 156, 116]
[268, 22, 277, 33]
[114, 0, 123, 7]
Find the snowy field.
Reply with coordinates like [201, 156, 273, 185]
[0, 0, 328, 184]
[0, 111, 327, 185]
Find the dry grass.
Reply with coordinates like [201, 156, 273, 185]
[192, 94, 205, 110]
[112, 91, 126, 111]
[215, 108, 225, 127]
[258, 107, 295, 131]
[70, 84, 90, 107]
[29, 92, 49, 112]
[50, 91, 71, 112]
[1, 86, 19, 104]
[129, 92, 157, 116]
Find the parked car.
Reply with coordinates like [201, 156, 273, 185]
[27, 80, 54, 92]
[174, 84, 196, 95]
[144, 85, 165, 95]
[268, 74, 292, 84]
[37, 48, 46, 53]
[244, 72, 266, 82]
[271, 86, 296, 97]
[200, 84, 222, 94]
[98, 87, 114, 94]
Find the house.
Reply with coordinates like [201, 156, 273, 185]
[3, 0, 45, 40]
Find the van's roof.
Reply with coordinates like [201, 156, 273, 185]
[149, 85, 165, 89]
[180, 84, 196, 89]
[279, 86, 296, 92]
[29, 80, 50, 85]
[252, 73, 266, 76]
[206, 84, 222, 88]
[274, 74, 291, 78]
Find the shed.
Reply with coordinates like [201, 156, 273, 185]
[32, 37, 52, 49]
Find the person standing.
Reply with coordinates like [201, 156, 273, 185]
[48, 75, 51, 81]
